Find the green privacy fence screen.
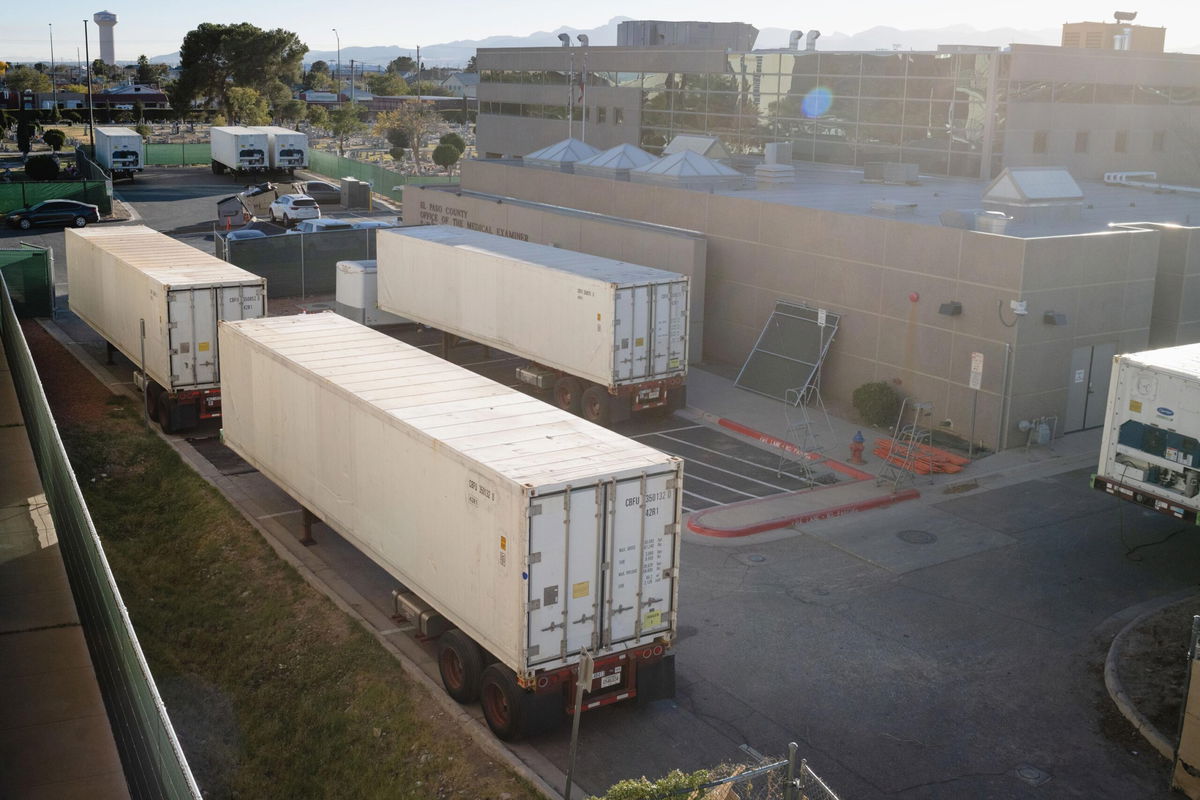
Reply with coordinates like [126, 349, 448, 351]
[308, 150, 455, 204]
[217, 228, 375, 298]
[145, 143, 213, 166]
[0, 180, 112, 215]
[0, 276, 202, 800]
[0, 244, 54, 317]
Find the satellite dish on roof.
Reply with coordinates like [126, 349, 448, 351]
[1113, 10, 1137, 22]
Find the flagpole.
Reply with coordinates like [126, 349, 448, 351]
[576, 34, 588, 144]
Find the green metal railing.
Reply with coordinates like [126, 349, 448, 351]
[309, 149, 455, 204]
[0, 244, 54, 318]
[0, 275, 201, 799]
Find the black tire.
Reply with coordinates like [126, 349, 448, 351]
[73, 215, 88, 228]
[438, 629, 484, 704]
[145, 381, 163, 423]
[581, 385, 612, 425]
[553, 376, 582, 414]
[283, 214, 291, 227]
[18, 218, 32, 230]
[211, 160, 225, 175]
[269, 210, 277, 223]
[480, 663, 525, 741]
[157, 392, 178, 434]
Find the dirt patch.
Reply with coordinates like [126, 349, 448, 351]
[21, 319, 118, 426]
[1118, 596, 1200, 740]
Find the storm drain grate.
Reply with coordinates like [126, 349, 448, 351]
[897, 529, 937, 545]
[1015, 764, 1051, 787]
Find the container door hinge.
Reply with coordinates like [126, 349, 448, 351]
[528, 599, 541, 611]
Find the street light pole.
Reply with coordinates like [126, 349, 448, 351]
[332, 28, 340, 102]
[49, 24, 58, 116]
[83, 19, 95, 150]
[557, 34, 572, 140]
[350, 59, 355, 104]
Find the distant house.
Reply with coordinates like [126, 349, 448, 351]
[96, 83, 170, 109]
[441, 72, 479, 100]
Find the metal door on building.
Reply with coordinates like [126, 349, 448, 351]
[1065, 342, 1117, 432]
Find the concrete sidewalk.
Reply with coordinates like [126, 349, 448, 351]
[0, 336, 129, 799]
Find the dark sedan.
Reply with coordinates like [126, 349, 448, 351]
[6, 199, 101, 230]
[292, 180, 341, 206]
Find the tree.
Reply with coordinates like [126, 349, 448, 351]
[414, 81, 453, 97]
[133, 100, 145, 122]
[305, 104, 329, 131]
[226, 87, 271, 125]
[439, 132, 465, 154]
[263, 79, 293, 110]
[387, 56, 415, 75]
[41, 129, 67, 151]
[303, 60, 333, 91]
[7, 66, 52, 94]
[279, 99, 308, 125]
[24, 154, 60, 181]
[174, 22, 307, 120]
[432, 143, 460, 175]
[16, 113, 41, 155]
[136, 55, 169, 85]
[465, 55, 477, 73]
[61, 83, 89, 94]
[91, 59, 110, 81]
[366, 73, 409, 97]
[329, 102, 367, 156]
[373, 102, 441, 173]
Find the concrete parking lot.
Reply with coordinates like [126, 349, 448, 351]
[32, 164, 1200, 798]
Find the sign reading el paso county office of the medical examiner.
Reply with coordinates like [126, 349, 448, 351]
[416, 199, 529, 241]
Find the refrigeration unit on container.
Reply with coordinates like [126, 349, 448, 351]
[251, 125, 309, 173]
[218, 312, 682, 739]
[375, 225, 689, 425]
[1094, 343, 1200, 522]
[65, 225, 267, 432]
[210, 126, 269, 176]
[334, 259, 411, 327]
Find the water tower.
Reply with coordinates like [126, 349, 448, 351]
[93, 11, 117, 66]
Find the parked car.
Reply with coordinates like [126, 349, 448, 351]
[287, 218, 354, 234]
[292, 180, 341, 206]
[225, 228, 269, 241]
[5, 199, 100, 230]
[348, 219, 398, 230]
[267, 194, 320, 226]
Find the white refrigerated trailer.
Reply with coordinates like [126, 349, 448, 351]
[251, 125, 308, 173]
[66, 226, 267, 432]
[210, 126, 269, 176]
[218, 312, 682, 739]
[1094, 343, 1200, 523]
[375, 226, 689, 425]
[93, 126, 144, 181]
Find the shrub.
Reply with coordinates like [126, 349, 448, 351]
[24, 154, 60, 181]
[432, 142, 461, 173]
[135, 123, 153, 138]
[438, 132, 465, 153]
[852, 380, 903, 427]
[42, 128, 68, 151]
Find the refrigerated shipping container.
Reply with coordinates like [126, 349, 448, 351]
[210, 125, 269, 175]
[251, 125, 309, 172]
[1094, 343, 1200, 522]
[375, 225, 689, 425]
[218, 312, 682, 739]
[66, 225, 266, 432]
[93, 126, 144, 181]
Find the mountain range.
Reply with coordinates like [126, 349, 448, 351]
[150, 18, 1198, 67]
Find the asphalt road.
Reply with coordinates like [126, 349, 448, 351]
[34, 164, 1200, 798]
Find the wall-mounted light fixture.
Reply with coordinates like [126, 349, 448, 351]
[1043, 311, 1068, 326]
[938, 301, 962, 316]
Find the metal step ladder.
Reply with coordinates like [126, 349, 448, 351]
[876, 398, 934, 491]
[776, 384, 831, 486]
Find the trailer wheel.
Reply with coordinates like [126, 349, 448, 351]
[480, 663, 525, 741]
[581, 386, 611, 425]
[438, 629, 484, 704]
[211, 160, 225, 175]
[553, 376, 582, 414]
[157, 393, 179, 434]
[145, 381, 163, 423]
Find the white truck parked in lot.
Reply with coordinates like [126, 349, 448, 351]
[93, 126, 144, 182]
[251, 126, 309, 173]
[210, 126, 269, 176]
[375, 226, 690, 425]
[66, 226, 267, 432]
[1094, 343, 1200, 523]
[218, 312, 682, 740]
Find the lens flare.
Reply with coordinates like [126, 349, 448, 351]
[802, 87, 833, 118]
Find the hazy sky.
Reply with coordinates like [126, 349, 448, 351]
[6, 1, 1198, 63]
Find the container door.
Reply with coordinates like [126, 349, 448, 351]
[213, 284, 265, 383]
[167, 290, 200, 388]
[613, 288, 635, 382]
[526, 485, 605, 666]
[615, 285, 652, 381]
[1065, 342, 1117, 432]
[649, 282, 688, 377]
[602, 470, 678, 648]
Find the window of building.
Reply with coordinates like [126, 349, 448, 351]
[1074, 131, 1089, 153]
[597, 106, 606, 123]
[1115, 130, 1128, 152]
[614, 107, 624, 124]
[1153, 130, 1166, 152]
[1033, 130, 1048, 154]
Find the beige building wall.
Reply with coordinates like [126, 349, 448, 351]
[461, 159, 1165, 449]
[1130, 224, 1200, 348]
[402, 183, 708, 362]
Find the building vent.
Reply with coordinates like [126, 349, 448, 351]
[662, 134, 731, 161]
[982, 167, 1083, 223]
[574, 144, 659, 181]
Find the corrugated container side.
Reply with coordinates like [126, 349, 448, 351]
[375, 226, 688, 390]
[218, 313, 682, 676]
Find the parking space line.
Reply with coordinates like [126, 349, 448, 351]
[643, 435, 801, 492]
[685, 473, 761, 501]
[649, 432, 812, 483]
[632, 424, 704, 439]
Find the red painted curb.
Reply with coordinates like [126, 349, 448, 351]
[687, 488, 921, 538]
[714, 416, 875, 482]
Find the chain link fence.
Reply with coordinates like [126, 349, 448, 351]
[0, 274, 202, 799]
[216, 227, 375, 299]
[309, 149, 455, 205]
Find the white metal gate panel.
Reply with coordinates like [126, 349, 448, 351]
[603, 472, 678, 647]
[526, 485, 604, 666]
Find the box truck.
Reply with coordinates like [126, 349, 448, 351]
[1093, 343, 1200, 523]
[218, 312, 682, 739]
[66, 226, 267, 432]
[376, 226, 689, 425]
[251, 126, 309, 173]
[210, 126, 269, 176]
[93, 126, 144, 182]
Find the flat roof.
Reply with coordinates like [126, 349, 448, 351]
[711, 161, 1200, 238]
